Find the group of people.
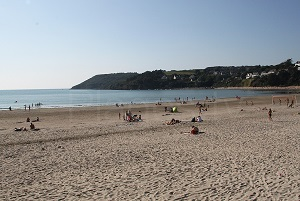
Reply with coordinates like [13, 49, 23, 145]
[23, 103, 43, 111]
[165, 116, 202, 134]
[196, 103, 209, 115]
[190, 116, 203, 134]
[14, 123, 38, 131]
[272, 98, 295, 108]
[124, 110, 142, 122]
[115, 103, 124, 107]
[15, 117, 40, 131]
[191, 116, 203, 122]
[27, 117, 39, 122]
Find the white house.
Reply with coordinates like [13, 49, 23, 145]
[260, 71, 268, 76]
[246, 73, 252, 79]
[261, 70, 275, 76]
[246, 72, 259, 79]
[252, 72, 259, 77]
[268, 70, 276, 74]
[295, 61, 300, 70]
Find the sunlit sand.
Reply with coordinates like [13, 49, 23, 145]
[1, 95, 299, 200]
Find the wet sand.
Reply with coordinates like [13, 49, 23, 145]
[1, 94, 299, 200]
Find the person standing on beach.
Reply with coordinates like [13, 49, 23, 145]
[268, 108, 272, 121]
[198, 105, 202, 115]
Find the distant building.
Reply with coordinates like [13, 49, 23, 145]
[295, 61, 300, 70]
[261, 70, 275, 77]
[260, 71, 268, 76]
[213, 71, 223, 75]
[252, 72, 259, 77]
[268, 70, 276, 74]
[246, 73, 252, 79]
[246, 72, 259, 79]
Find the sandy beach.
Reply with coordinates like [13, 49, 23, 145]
[0, 94, 299, 200]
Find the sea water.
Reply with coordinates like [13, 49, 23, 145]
[0, 89, 274, 110]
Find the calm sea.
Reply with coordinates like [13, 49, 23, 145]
[0, 89, 274, 110]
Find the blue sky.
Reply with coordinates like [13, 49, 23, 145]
[1, 0, 299, 89]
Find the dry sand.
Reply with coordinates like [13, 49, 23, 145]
[0, 95, 299, 200]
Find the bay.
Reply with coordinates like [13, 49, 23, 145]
[0, 89, 274, 110]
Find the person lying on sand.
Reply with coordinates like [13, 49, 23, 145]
[32, 117, 39, 122]
[14, 127, 27, 131]
[166, 118, 181, 125]
[191, 126, 199, 134]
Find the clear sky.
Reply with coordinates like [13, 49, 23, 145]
[1, 0, 300, 89]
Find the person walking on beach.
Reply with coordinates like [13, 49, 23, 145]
[268, 108, 272, 121]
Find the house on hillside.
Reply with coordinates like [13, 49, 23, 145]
[246, 73, 252, 79]
[246, 72, 259, 79]
[260, 71, 268, 76]
[213, 71, 223, 75]
[268, 70, 276, 74]
[295, 61, 300, 70]
[261, 70, 275, 77]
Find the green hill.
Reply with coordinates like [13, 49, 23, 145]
[71, 59, 300, 90]
[71, 73, 138, 90]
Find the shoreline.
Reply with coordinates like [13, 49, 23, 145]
[1, 87, 299, 111]
[217, 86, 300, 90]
